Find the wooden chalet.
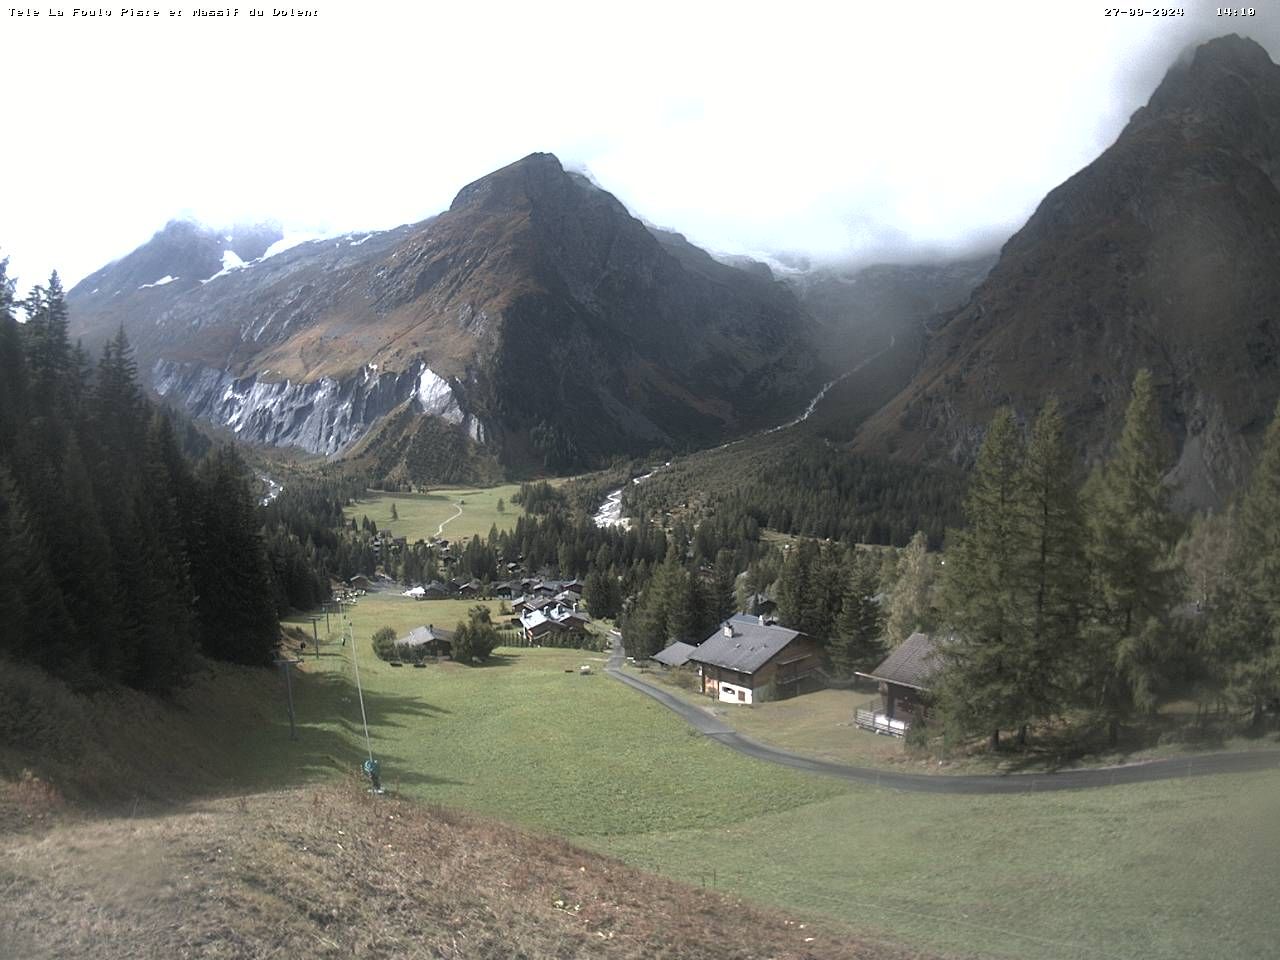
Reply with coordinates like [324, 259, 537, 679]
[415, 580, 450, 600]
[400, 624, 455, 659]
[854, 631, 943, 736]
[687, 615, 821, 704]
[652, 641, 696, 669]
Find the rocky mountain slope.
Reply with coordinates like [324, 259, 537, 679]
[854, 34, 1280, 507]
[67, 155, 820, 477]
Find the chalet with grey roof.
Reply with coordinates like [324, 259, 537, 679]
[854, 631, 945, 736]
[399, 624, 455, 659]
[687, 617, 821, 704]
[651, 641, 697, 668]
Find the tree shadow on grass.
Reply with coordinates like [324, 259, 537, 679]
[990, 713, 1266, 775]
[462, 653, 521, 669]
[228, 668, 466, 795]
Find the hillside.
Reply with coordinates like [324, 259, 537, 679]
[854, 35, 1280, 507]
[1, 785, 932, 960]
[66, 154, 820, 478]
[0, 654, 936, 960]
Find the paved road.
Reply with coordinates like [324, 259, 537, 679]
[605, 636, 1280, 794]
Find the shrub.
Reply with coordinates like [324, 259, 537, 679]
[372, 626, 398, 661]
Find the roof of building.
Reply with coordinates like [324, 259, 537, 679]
[401, 624, 455, 646]
[688, 621, 804, 674]
[652, 641, 697, 667]
[857, 631, 944, 690]
[729, 612, 778, 627]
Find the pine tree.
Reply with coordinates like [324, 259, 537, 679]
[0, 466, 76, 670]
[1085, 370, 1183, 744]
[190, 446, 280, 666]
[830, 551, 884, 677]
[622, 545, 696, 658]
[935, 409, 1028, 747]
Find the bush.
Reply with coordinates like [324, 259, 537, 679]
[452, 607, 499, 664]
[372, 626, 398, 662]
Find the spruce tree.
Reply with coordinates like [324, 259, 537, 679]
[830, 551, 884, 677]
[191, 446, 280, 666]
[936, 409, 1027, 747]
[1085, 370, 1182, 744]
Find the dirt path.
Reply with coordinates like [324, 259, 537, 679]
[606, 638, 1280, 794]
[435, 500, 464, 537]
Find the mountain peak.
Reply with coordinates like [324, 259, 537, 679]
[449, 152, 570, 213]
[1189, 33, 1275, 73]
[1140, 33, 1280, 127]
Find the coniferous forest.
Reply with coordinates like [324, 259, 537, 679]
[0, 261, 289, 692]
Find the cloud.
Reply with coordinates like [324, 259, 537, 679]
[2, 1, 1277, 287]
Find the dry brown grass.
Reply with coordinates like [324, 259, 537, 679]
[0, 782, 947, 960]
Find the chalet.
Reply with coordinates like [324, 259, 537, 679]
[532, 580, 563, 598]
[687, 618, 822, 704]
[652, 641, 696, 668]
[457, 579, 483, 599]
[513, 595, 555, 615]
[562, 578, 585, 596]
[518, 604, 594, 644]
[854, 631, 944, 736]
[447, 577, 469, 595]
[520, 610, 561, 643]
[399, 624, 455, 659]
[492, 581, 517, 599]
[416, 580, 450, 601]
[348, 574, 373, 591]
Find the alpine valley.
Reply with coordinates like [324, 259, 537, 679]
[66, 154, 829, 482]
[64, 35, 1280, 510]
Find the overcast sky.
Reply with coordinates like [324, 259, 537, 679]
[2, 1, 1277, 288]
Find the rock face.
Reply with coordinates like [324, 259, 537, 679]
[854, 35, 1280, 508]
[68, 154, 818, 472]
[150, 358, 482, 456]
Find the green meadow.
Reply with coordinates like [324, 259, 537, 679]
[264, 593, 1280, 960]
[344, 484, 525, 543]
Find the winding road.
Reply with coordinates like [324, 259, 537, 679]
[605, 636, 1280, 794]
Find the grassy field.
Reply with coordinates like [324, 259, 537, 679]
[344, 484, 525, 544]
[634, 664, 1280, 777]
[265, 593, 1280, 959]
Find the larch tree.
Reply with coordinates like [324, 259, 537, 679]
[1010, 398, 1088, 735]
[885, 531, 935, 649]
